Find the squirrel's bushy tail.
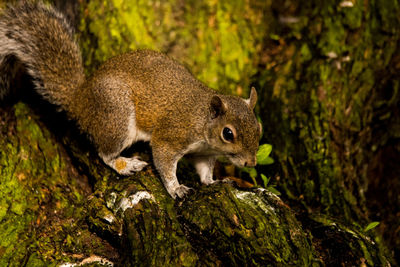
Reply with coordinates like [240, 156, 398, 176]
[0, 1, 85, 108]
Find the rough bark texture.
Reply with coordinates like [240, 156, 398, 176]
[255, 1, 400, 264]
[0, 0, 398, 266]
[0, 102, 317, 266]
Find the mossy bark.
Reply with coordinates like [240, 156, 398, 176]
[254, 1, 400, 264]
[0, 103, 117, 266]
[0, 0, 398, 266]
[78, 0, 399, 264]
[0, 102, 317, 266]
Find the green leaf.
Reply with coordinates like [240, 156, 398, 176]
[250, 176, 258, 186]
[270, 33, 280, 40]
[267, 186, 281, 196]
[256, 144, 274, 165]
[241, 167, 258, 179]
[364, 221, 380, 232]
[249, 168, 258, 179]
[258, 144, 272, 157]
[260, 174, 270, 188]
[263, 157, 275, 165]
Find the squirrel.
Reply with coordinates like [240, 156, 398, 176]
[0, 1, 261, 199]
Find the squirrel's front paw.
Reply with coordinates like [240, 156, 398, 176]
[115, 156, 148, 175]
[218, 178, 235, 184]
[173, 185, 194, 199]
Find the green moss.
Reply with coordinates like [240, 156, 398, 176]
[79, 0, 269, 96]
[87, 172, 200, 266]
[178, 186, 315, 265]
[0, 104, 43, 263]
[25, 253, 54, 267]
[79, 0, 175, 74]
[258, 0, 399, 219]
[0, 103, 97, 264]
[309, 214, 390, 265]
[341, 0, 363, 29]
[254, 0, 398, 263]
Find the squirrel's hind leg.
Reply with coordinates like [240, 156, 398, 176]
[96, 111, 151, 176]
[100, 153, 148, 175]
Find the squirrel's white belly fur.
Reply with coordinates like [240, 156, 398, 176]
[124, 110, 152, 147]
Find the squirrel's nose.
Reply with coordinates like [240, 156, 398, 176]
[244, 158, 256, 168]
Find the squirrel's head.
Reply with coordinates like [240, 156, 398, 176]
[205, 87, 261, 168]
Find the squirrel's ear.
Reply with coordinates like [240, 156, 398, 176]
[245, 87, 257, 109]
[210, 95, 226, 119]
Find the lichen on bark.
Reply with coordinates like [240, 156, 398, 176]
[0, 103, 114, 265]
[256, 0, 399, 263]
[78, 0, 269, 96]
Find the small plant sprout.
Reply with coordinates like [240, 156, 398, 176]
[261, 174, 281, 195]
[364, 221, 380, 232]
[256, 144, 274, 165]
[240, 143, 280, 195]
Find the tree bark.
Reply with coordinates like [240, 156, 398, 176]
[1, 102, 317, 266]
[256, 1, 400, 264]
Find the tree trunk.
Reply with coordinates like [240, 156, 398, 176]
[0, 0, 398, 266]
[256, 0, 400, 264]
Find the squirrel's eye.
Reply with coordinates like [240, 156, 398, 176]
[222, 127, 234, 142]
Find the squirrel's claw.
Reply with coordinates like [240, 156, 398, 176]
[219, 178, 235, 184]
[174, 185, 194, 199]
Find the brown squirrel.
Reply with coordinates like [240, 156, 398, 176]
[0, 2, 261, 198]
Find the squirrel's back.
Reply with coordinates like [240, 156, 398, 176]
[90, 50, 214, 131]
[0, 1, 84, 109]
